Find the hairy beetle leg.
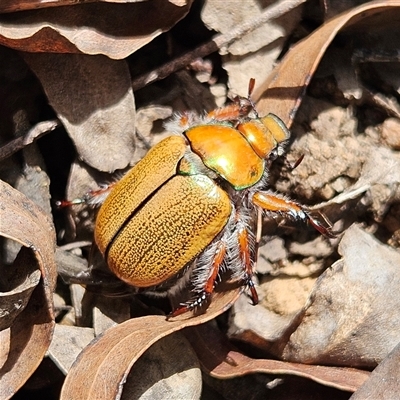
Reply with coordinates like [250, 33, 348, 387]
[169, 221, 260, 318]
[167, 292, 211, 319]
[204, 241, 227, 294]
[169, 241, 228, 318]
[252, 192, 335, 238]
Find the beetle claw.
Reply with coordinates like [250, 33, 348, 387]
[168, 292, 211, 319]
[305, 211, 336, 238]
[246, 278, 259, 305]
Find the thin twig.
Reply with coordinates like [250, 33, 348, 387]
[0, 119, 60, 161]
[58, 241, 93, 251]
[131, 0, 307, 92]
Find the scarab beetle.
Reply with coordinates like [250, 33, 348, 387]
[70, 80, 333, 317]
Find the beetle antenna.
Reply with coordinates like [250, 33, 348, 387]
[248, 78, 255, 96]
[283, 154, 304, 171]
[247, 78, 259, 118]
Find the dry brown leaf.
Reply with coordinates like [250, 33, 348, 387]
[184, 323, 370, 393]
[0, 1, 192, 59]
[0, 120, 60, 162]
[322, 0, 368, 20]
[228, 291, 301, 356]
[135, 106, 173, 143]
[281, 224, 400, 367]
[23, 53, 136, 172]
[62, 159, 110, 240]
[0, 1, 182, 14]
[93, 296, 131, 336]
[2, 2, 398, 398]
[121, 332, 202, 399]
[60, 287, 240, 399]
[350, 341, 400, 399]
[254, 0, 400, 127]
[0, 248, 41, 331]
[0, 180, 57, 399]
[47, 325, 95, 375]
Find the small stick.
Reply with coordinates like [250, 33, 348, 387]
[58, 241, 93, 251]
[0, 119, 60, 161]
[131, 0, 307, 91]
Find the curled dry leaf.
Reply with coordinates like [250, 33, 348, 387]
[0, 180, 57, 399]
[0, 248, 41, 331]
[184, 323, 369, 393]
[0, 1, 192, 59]
[0, 0, 115, 13]
[1, 1, 191, 14]
[254, 0, 400, 127]
[135, 106, 173, 143]
[281, 224, 400, 367]
[2, 2, 398, 398]
[60, 287, 240, 400]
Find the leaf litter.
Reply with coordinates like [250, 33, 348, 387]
[1, 1, 400, 399]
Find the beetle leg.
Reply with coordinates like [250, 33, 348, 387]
[237, 225, 259, 305]
[56, 183, 116, 208]
[168, 241, 227, 318]
[252, 191, 335, 238]
[204, 241, 227, 294]
[207, 79, 259, 123]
